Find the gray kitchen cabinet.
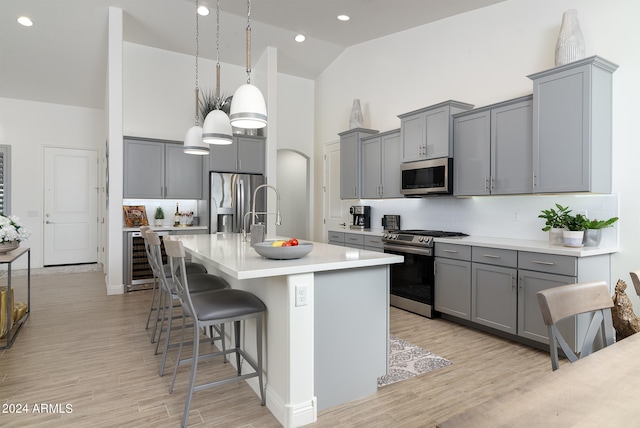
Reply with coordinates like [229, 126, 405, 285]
[471, 247, 518, 334]
[344, 233, 365, 249]
[328, 231, 345, 246]
[398, 100, 473, 162]
[209, 135, 265, 174]
[124, 136, 203, 199]
[327, 231, 383, 252]
[435, 243, 472, 320]
[361, 129, 402, 198]
[339, 128, 378, 199]
[454, 95, 533, 196]
[528, 56, 618, 194]
[363, 235, 384, 252]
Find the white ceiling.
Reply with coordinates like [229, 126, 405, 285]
[0, 0, 505, 109]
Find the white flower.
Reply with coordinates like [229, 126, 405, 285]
[0, 215, 30, 243]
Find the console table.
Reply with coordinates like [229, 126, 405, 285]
[1, 246, 30, 349]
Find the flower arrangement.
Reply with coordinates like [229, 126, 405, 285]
[0, 214, 31, 243]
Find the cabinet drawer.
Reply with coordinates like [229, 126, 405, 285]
[518, 251, 577, 277]
[435, 243, 471, 261]
[344, 233, 365, 247]
[328, 231, 345, 244]
[472, 246, 517, 268]
[363, 235, 383, 249]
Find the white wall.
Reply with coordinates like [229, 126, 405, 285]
[314, 0, 640, 304]
[0, 97, 105, 269]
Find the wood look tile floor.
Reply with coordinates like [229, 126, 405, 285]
[0, 270, 554, 427]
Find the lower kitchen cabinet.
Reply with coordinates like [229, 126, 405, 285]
[435, 243, 472, 320]
[328, 231, 345, 246]
[327, 231, 384, 253]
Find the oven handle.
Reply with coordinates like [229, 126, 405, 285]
[384, 243, 433, 256]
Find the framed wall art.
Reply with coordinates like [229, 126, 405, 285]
[123, 205, 149, 227]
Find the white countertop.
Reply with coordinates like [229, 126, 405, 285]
[123, 225, 208, 232]
[435, 235, 618, 257]
[166, 233, 403, 280]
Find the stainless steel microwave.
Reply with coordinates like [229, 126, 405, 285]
[400, 158, 453, 196]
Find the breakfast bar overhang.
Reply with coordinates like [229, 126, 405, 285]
[165, 234, 403, 428]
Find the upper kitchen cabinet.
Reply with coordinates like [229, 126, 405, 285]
[339, 128, 379, 199]
[528, 56, 618, 194]
[209, 135, 265, 174]
[124, 137, 203, 199]
[454, 96, 533, 196]
[361, 129, 402, 199]
[398, 100, 473, 162]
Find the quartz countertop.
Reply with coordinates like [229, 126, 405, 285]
[123, 225, 208, 232]
[434, 235, 618, 257]
[165, 233, 403, 280]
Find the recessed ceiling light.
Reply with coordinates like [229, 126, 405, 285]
[337, 14, 350, 22]
[197, 6, 209, 16]
[17, 16, 33, 27]
[294, 34, 306, 43]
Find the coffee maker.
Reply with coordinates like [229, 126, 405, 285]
[350, 205, 371, 230]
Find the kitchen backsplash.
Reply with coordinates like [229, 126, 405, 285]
[123, 199, 200, 226]
[354, 193, 619, 247]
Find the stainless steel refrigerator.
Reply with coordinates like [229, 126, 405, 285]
[209, 172, 266, 234]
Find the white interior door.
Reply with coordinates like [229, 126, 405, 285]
[44, 147, 98, 266]
[323, 141, 346, 241]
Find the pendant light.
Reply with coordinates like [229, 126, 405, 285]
[229, 0, 267, 129]
[202, 0, 233, 145]
[184, 0, 210, 155]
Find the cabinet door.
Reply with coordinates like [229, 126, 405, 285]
[453, 110, 490, 196]
[361, 136, 382, 198]
[237, 136, 265, 174]
[424, 106, 450, 159]
[532, 67, 589, 193]
[380, 132, 402, 198]
[401, 114, 424, 162]
[165, 144, 203, 199]
[209, 143, 237, 172]
[435, 257, 471, 320]
[343, 233, 364, 249]
[517, 269, 576, 344]
[340, 132, 360, 198]
[124, 139, 165, 198]
[472, 263, 517, 334]
[491, 99, 533, 195]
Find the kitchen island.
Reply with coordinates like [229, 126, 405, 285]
[164, 233, 403, 428]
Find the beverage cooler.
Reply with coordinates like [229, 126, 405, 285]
[124, 230, 169, 291]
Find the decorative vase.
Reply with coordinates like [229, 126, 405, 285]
[349, 99, 363, 129]
[548, 227, 566, 245]
[563, 230, 584, 248]
[583, 229, 603, 247]
[154, 219, 163, 227]
[0, 241, 19, 254]
[555, 9, 585, 66]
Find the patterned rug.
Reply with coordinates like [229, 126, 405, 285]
[377, 335, 452, 387]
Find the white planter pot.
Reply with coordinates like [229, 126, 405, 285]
[549, 228, 566, 245]
[154, 219, 164, 227]
[563, 230, 584, 248]
[583, 229, 603, 247]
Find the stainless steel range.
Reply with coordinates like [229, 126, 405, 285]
[383, 229, 467, 318]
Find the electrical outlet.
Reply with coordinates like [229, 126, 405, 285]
[512, 211, 519, 221]
[295, 285, 308, 307]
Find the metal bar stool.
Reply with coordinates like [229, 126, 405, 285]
[145, 231, 229, 376]
[164, 239, 266, 428]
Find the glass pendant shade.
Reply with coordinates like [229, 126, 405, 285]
[183, 125, 209, 155]
[202, 109, 233, 144]
[230, 83, 267, 129]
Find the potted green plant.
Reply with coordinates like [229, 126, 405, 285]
[154, 206, 165, 227]
[539, 204, 571, 245]
[562, 213, 588, 247]
[583, 216, 618, 247]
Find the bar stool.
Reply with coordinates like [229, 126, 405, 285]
[164, 239, 266, 428]
[145, 231, 229, 376]
[139, 226, 207, 344]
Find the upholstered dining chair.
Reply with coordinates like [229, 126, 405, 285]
[164, 239, 266, 428]
[536, 280, 615, 371]
[629, 270, 640, 297]
[145, 230, 229, 376]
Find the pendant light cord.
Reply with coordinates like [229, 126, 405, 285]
[245, 0, 252, 84]
[194, 0, 200, 125]
[216, 0, 221, 100]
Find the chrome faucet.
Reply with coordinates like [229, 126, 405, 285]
[252, 184, 282, 227]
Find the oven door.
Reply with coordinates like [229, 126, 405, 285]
[384, 243, 435, 318]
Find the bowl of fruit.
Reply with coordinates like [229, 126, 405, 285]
[253, 238, 313, 260]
